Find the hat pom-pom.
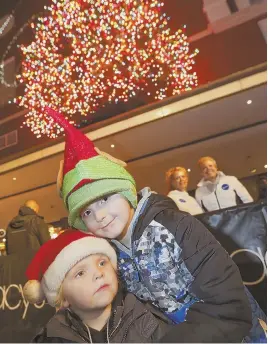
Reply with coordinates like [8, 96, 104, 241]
[23, 280, 45, 304]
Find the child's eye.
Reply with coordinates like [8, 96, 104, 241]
[99, 259, 106, 267]
[100, 196, 109, 204]
[75, 270, 85, 278]
[82, 209, 92, 218]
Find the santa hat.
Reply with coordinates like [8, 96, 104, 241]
[23, 229, 117, 307]
[44, 107, 137, 231]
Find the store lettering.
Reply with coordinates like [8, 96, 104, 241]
[0, 283, 45, 319]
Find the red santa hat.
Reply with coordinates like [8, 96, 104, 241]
[23, 230, 117, 307]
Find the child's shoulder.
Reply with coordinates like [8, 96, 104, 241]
[32, 310, 80, 343]
[143, 192, 188, 218]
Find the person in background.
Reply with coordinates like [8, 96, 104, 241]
[166, 166, 203, 215]
[6, 200, 50, 254]
[195, 156, 253, 212]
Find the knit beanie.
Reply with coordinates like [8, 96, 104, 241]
[44, 107, 137, 231]
[23, 230, 117, 307]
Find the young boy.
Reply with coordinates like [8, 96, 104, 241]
[45, 107, 265, 343]
[23, 229, 173, 343]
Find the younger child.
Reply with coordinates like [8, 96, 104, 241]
[46, 107, 265, 343]
[23, 229, 173, 343]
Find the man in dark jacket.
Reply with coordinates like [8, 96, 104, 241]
[6, 200, 50, 254]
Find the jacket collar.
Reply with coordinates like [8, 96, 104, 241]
[197, 171, 225, 187]
[112, 187, 152, 255]
[19, 206, 37, 216]
[45, 290, 127, 342]
[169, 190, 189, 196]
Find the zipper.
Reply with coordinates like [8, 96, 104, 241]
[214, 190, 221, 209]
[121, 310, 148, 343]
[130, 194, 150, 257]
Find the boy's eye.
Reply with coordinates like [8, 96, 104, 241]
[75, 270, 85, 278]
[82, 209, 92, 218]
[99, 259, 106, 267]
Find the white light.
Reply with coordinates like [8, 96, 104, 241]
[3, 238, 6, 242]
[247, 100, 252, 105]
[265, 165, 267, 169]
[250, 168, 257, 173]
[187, 168, 191, 172]
[13, 177, 16, 181]
[111, 144, 115, 148]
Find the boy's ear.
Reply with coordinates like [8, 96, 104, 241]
[95, 147, 127, 167]
[62, 298, 70, 308]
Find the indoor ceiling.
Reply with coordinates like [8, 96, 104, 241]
[0, 83, 266, 228]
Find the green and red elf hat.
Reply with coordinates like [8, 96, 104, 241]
[45, 107, 137, 231]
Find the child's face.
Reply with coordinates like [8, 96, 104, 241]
[81, 194, 134, 239]
[62, 254, 118, 311]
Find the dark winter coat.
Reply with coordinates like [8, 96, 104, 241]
[31, 292, 174, 343]
[112, 188, 253, 343]
[6, 206, 50, 254]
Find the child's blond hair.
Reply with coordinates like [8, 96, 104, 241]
[54, 284, 64, 311]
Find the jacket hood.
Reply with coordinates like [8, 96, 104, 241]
[9, 217, 24, 229]
[134, 188, 178, 240]
[112, 188, 178, 254]
[9, 206, 37, 229]
[18, 206, 37, 216]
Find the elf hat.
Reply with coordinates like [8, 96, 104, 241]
[23, 229, 117, 307]
[44, 107, 137, 231]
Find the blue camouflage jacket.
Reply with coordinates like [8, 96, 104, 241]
[112, 188, 253, 342]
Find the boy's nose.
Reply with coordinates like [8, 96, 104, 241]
[95, 208, 107, 222]
[94, 269, 104, 281]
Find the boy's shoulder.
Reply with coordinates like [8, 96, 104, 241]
[31, 309, 81, 343]
[119, 293, 171, 341]
[139, 192, 188, 220]
[134, 192, 195, 239]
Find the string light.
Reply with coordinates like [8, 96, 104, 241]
[0, 13, 41, 88]
[0, 15, 13, 35]
[0, 0, 31, 88]
[15, 0, 199, 138]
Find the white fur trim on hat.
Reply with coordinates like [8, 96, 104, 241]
[41, 237, 117, 306]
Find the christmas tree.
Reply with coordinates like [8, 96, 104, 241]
[16, 0, 199, 138]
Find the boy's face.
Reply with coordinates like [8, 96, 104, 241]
[81, 194, 134, 239]
[62, 254, 118, 311]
